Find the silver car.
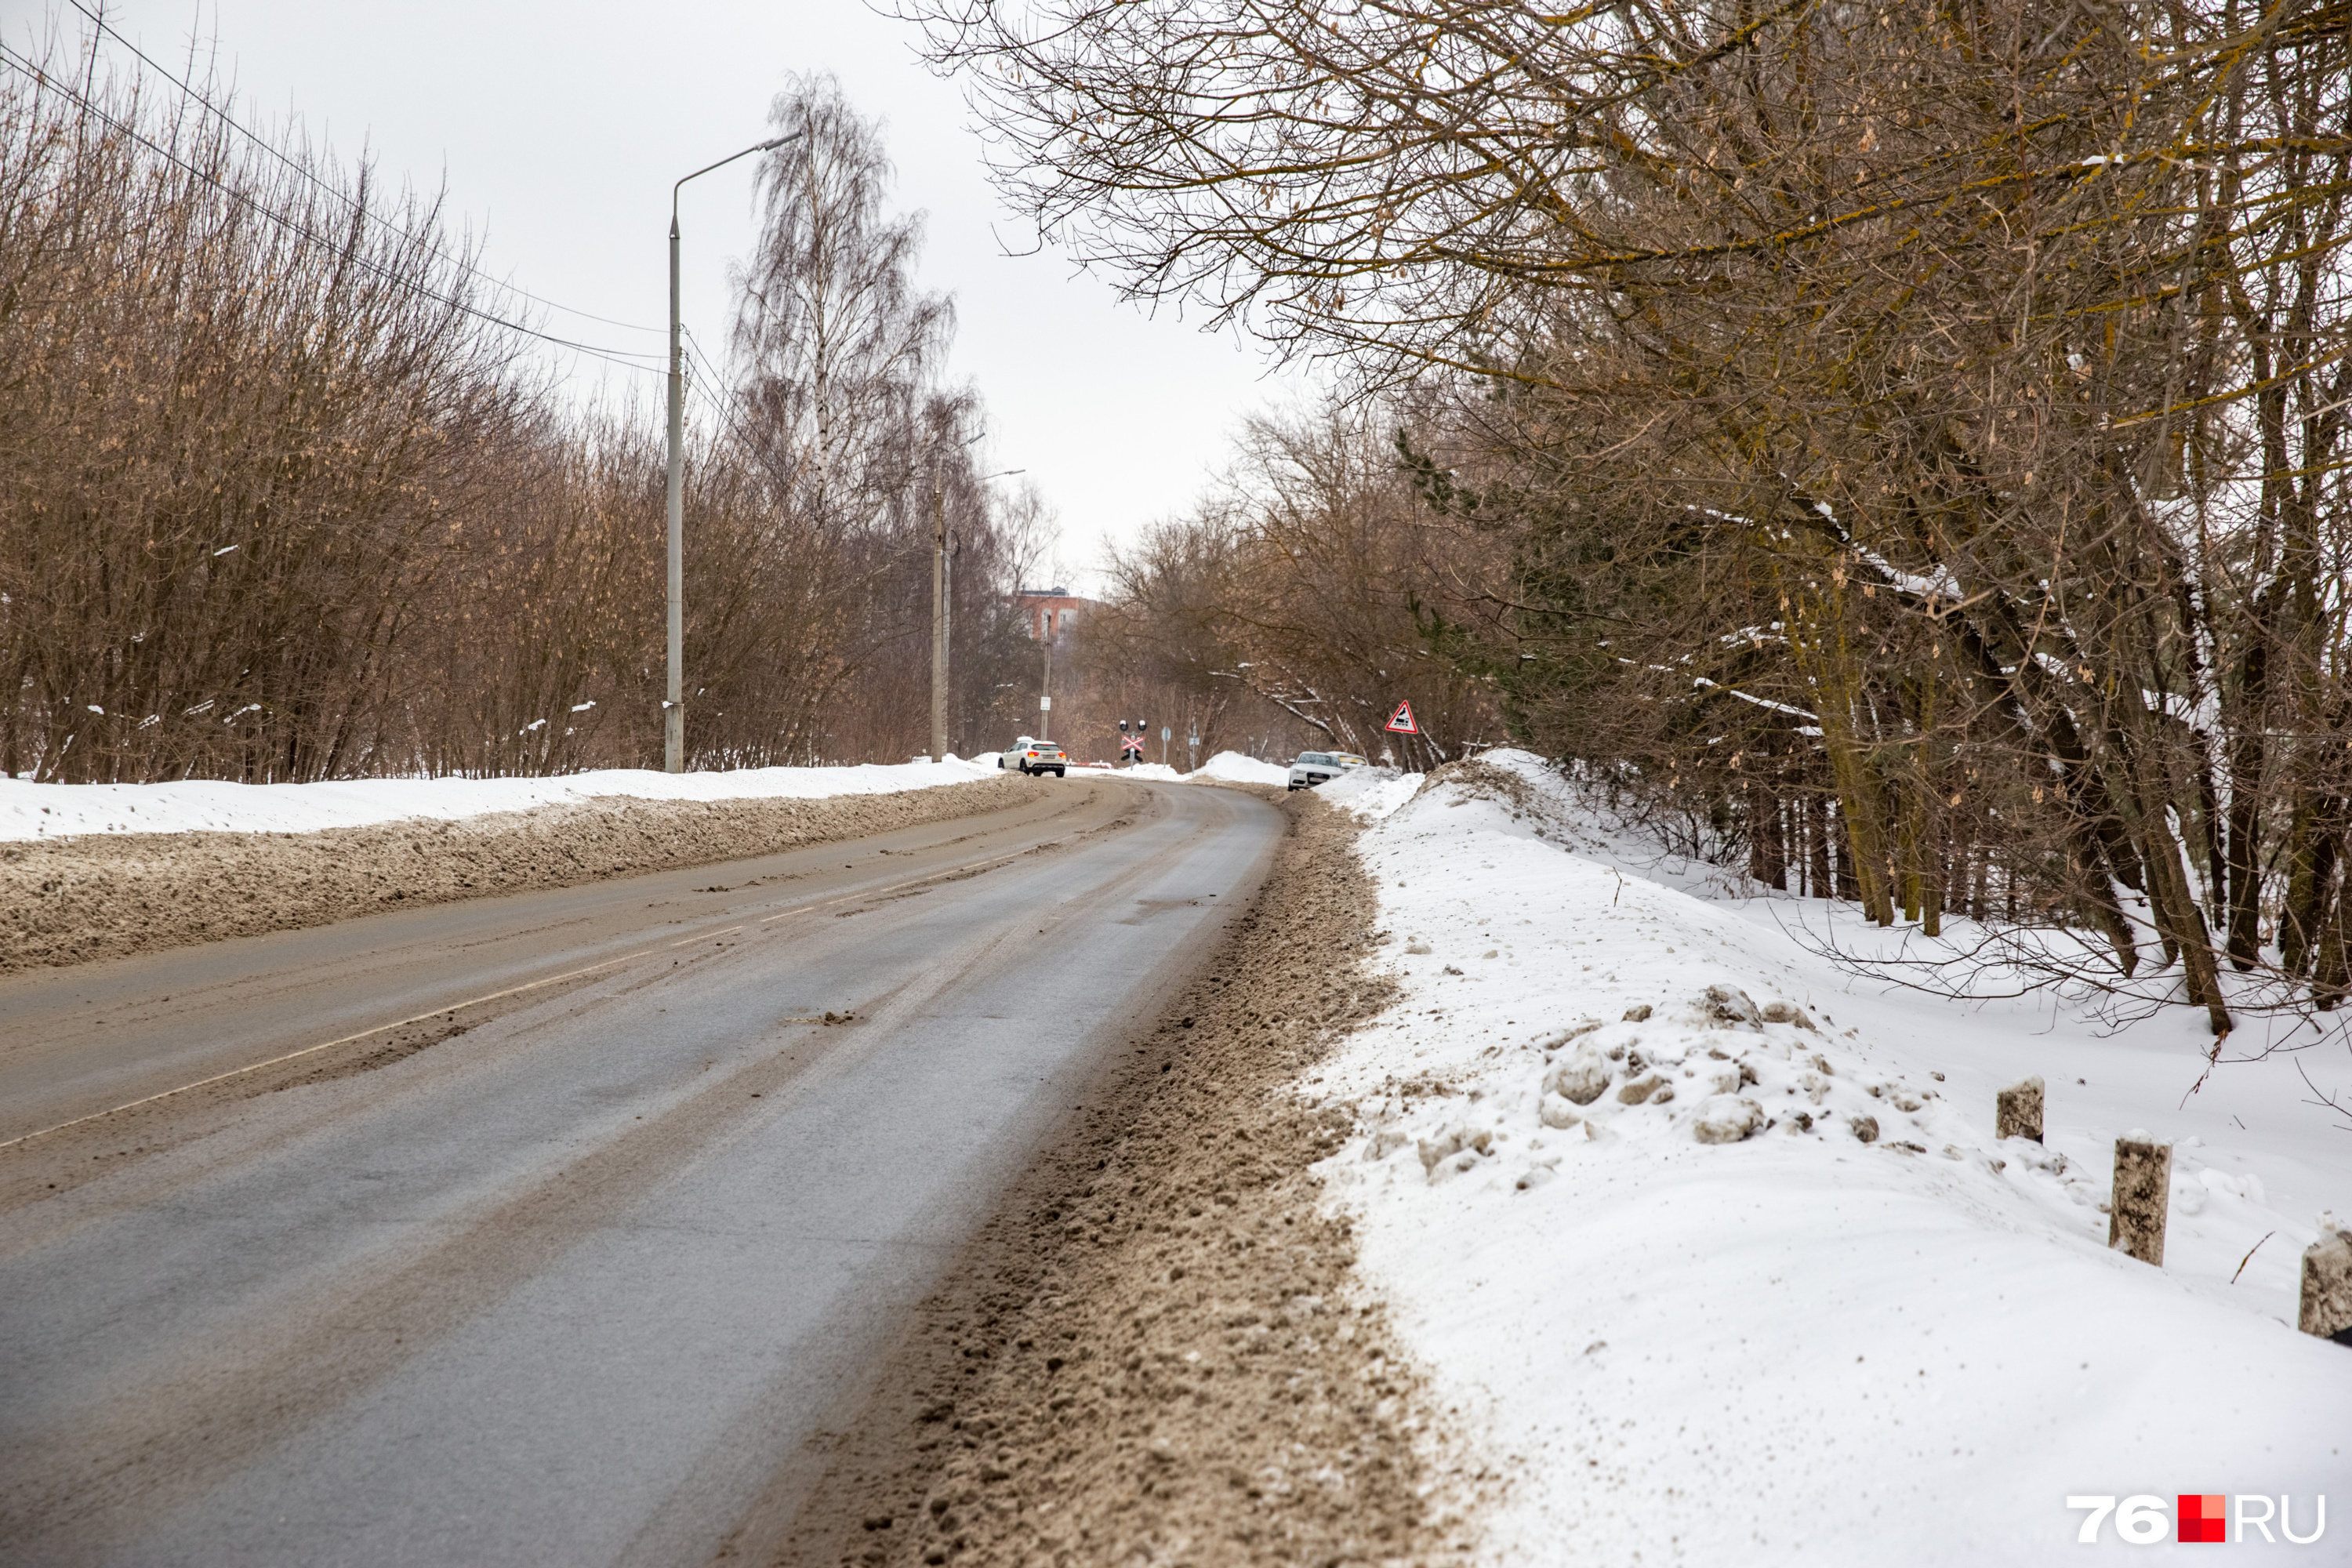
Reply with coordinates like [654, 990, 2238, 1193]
[1287, 750, 1366, 790]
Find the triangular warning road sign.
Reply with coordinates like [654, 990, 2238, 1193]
[1385, 700, 1420, 735]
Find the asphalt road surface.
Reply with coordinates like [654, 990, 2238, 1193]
[0, 776, 1281, 1567]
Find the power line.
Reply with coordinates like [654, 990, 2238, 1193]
[4, 38, 844, 481]
[0, 41, 664, 378]
[64, 0, 668, 340]
[681, 328, 780, 461]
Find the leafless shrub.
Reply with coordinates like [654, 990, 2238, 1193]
[0, 34, 1046, 780]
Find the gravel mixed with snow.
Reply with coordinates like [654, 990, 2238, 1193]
[1309, 750, 2352, 1563]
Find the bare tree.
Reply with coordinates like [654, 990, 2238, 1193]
[910, 0, 2352, 1040]
[0, 29, 1050, 781]
[1098, 404, 1499, 764]
[734, 73, 953, 538]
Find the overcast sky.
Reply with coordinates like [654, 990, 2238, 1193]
[17, 0, 1307, 586]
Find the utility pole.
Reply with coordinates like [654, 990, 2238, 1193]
[666, 131, 798, 774]
[930, 465, 1022, 764]
[1039, 619, 1053, 742]
[929, 478, 949, 763]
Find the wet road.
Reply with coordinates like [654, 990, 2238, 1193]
[0, 777, 1280, 1566]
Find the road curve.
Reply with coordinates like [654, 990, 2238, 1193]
[0, 777, 1282, 1567]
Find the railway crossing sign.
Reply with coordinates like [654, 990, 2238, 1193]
[1385, 700, 1421, 735]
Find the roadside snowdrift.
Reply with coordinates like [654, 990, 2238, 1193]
[1313, 751, 2352, 1563]
[1087, 751, 1297, 787]
[2, 771, 1034, 975]
[1187, 750, 1293, 787]
[0, 758, 998, 843]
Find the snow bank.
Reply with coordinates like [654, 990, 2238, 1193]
[1312, 764, 1421, 821]
[1186, 750, 1294, 786]
[0, 757, 999, 843]
[1087, 750, 1396, 791]
[1315, 749, 2352, 1563]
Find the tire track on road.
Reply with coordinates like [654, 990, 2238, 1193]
[0, 782, 1261, 1567]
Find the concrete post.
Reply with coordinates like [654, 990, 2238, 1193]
[1039, 630, 1053, 742]
[2108, 1137, 2171, 1265]
[929, 479, 948, 764]
[2301, 1228, 2352, 1344]
[1997, 1076, 2044, 1142]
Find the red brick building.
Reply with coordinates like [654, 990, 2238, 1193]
[1011, 587, 1093, 642]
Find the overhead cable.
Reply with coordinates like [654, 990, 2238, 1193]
[0, 42, 662, 378]
[64, 0, 668, 340]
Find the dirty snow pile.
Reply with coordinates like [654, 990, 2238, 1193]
[1185, 750, 1294, 787]
[0, 757, 1000, 843]
[1105, 753, 1354, 788]
[1309, 750, 2352, 1564]
[1000, 751, 1288, 786]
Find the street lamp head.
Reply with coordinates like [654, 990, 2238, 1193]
[759, 132, 804, 151]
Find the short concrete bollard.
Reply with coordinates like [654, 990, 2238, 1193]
[2301, 1228, 2352, 1345]
[1997, 1076, 2045, 1142]
[2108, 1137, 2171, 1266]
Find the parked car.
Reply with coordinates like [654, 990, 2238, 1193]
[1287, 750, 1367, 790]
[1000, 738, 1068, 777]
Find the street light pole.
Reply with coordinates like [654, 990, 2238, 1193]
[666, 131, 798, 774]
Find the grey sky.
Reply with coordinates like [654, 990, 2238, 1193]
[26, 0, 1302, 585]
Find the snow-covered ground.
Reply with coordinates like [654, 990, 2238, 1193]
[0, 746, 1307, 844]
[1310, 752, 2352, 1563]
[0, 757, 1000, 843]
[1183, 750, 1294, 786]
[1093, 750, 1295, 786]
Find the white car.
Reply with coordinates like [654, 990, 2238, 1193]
[1287, 750, 1367, 790]
[999, 737, 1068, 777]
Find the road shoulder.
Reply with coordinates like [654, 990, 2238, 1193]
[770, 793, 1474, 1568]
[2, 775, 1039, 977]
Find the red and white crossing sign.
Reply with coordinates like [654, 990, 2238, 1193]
[1385, 700, 1420, 735]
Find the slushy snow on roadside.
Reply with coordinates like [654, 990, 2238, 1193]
[1310, 750, 2352, 1563]
[0, 757, 999, 843]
